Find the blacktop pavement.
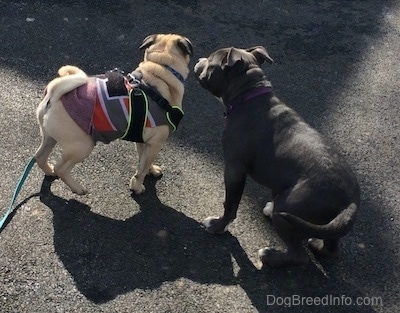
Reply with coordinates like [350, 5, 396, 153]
[0, 1, 399, 312]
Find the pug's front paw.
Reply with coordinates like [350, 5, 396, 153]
[149, 164, 163, 177]
[129, 176, 146, 195]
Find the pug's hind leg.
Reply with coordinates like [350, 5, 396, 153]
[35, 134, 57, 176]
[55, 142, 94, 195]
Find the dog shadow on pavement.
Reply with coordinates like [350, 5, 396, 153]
[39, 176, 379, 312]
[39, 176, 258, 304]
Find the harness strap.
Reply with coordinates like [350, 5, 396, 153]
[139, 84, 171, 112]
[166, 106, 184, 132]
[126, 71, 184, 133]
[140, 84, 184, 132]
[121, 89, 147, 142]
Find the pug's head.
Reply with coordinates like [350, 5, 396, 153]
[194, 46, 273, 101]
[139, 34, 193, 81]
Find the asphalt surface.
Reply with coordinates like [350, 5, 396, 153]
[0, 1, 399, 312]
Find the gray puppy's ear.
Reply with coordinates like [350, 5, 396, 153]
[177, 37, 194, 56]
[139, 34, 157, 50]
[226, 47, 243, 67]
[246, 46, 274, 65]
[223, 47, 246, 73]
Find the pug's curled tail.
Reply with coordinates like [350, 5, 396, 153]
[46, 65, 88, 101]
[277, 203, 358, 240]
[37, 65, 88, 124]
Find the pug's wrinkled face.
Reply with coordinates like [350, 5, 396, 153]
[194, 46, 273, 98]
[139, 34, 193, 80]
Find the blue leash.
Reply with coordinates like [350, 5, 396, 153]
[0, 157, 36, 232]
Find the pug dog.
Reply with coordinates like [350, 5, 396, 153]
[35, 34, 193, 195]
[194, 46, 360, 267]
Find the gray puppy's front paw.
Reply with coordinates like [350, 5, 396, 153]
[203, 216, 231, 234]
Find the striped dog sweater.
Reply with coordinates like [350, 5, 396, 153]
[61, 71, 183, 144]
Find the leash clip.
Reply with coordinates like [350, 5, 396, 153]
[126, 73, 142, 89]
[126, 72, 144, 96]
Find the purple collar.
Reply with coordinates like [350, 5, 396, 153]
[225, 86, 272, 116]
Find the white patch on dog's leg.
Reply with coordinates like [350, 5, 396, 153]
[202, 216, 219, 229]
[223, 222, 231, 232]
[258, 247, 268, 257]
[203, 216, 231, 233]
[263, 202, 274, 217]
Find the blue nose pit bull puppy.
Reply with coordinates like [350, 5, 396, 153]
[194, 46, 360, 267]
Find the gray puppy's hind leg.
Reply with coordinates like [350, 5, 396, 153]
[308, 238, 340, 258]
[259, 213, 309, 267]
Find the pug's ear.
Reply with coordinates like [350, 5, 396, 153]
[246, 46, 274, 65]
[223, 47, 246, 73]
[139, 34, 157, 50]
[177, 37, 193, 56]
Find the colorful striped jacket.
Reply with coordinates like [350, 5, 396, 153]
[61, 71, 183, 144]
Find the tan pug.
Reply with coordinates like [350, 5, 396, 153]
[35, 34, 193, 195]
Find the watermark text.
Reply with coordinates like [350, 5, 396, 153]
[267, 295, 383, 307]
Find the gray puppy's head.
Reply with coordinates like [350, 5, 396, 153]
[194, 46, 273, 100]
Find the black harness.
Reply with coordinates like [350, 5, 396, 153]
[111, 68, 184, 142]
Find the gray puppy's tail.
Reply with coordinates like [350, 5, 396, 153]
[277, 203, 358, 239]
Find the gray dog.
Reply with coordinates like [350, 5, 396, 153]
[194, 46, 360, 267]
